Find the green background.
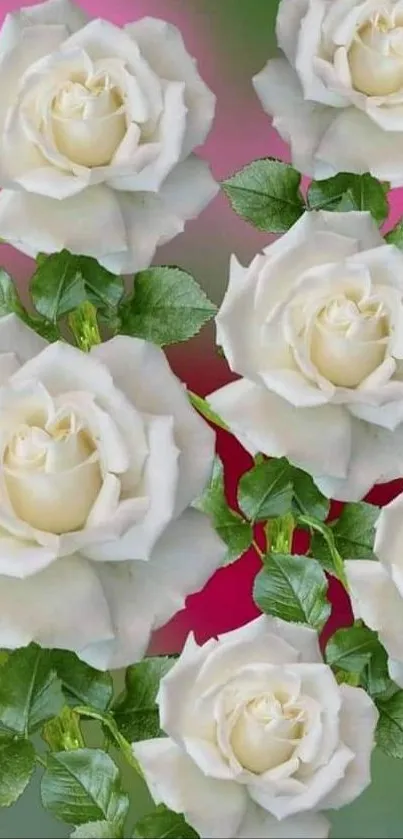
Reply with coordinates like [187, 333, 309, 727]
[1, 1, 403, 837]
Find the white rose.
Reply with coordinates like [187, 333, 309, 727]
[208, 210, 403, 501]
[0, 314, 224, 670]
[346, 491, 403, 687]
[253, 0, 403, 187]
[134, 615, 377, 839]
[0, 0, 217, 273]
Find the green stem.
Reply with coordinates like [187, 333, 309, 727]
[74, 705, 143, 778]
[35, 753, 46, 768]
[253, 539, 264, 559]
[68, 301, 101, 352]
[298, 514, 348, 589]
[188, 391, 229, 432]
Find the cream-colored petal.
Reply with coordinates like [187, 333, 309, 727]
[126, 17, 216, 156]
[93, 336, 215, 516]
[0, 554, 113, 652]
[209, 379, 351, 482]
[133, 737, 247, 839]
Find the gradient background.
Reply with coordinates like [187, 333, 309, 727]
[1, 1, 403, 836]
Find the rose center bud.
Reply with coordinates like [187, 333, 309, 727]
[230, 693, 303, 774]
[3, 412, 102, 534]
[51, 73, 127, 167]
[348, 11, 403, 96]
[310, 294, 389, 388]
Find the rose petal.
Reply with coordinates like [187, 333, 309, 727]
[248, 616, 322, 664]
[80, 509, 225, 669]
[84, 414, 179, 562]
[0, 353, 20, 383]
[321, 684, 377, 810]
[133, 737, 247, 839]
[208, 379, 351, 481]
[0, 24, 68, 138]
[0, 554, 113, 652]
[107, 81, 187, 192]
[99, 190, 183, 274]
[253, 57, 335, 179]
[236, 801, 330, 839]
[316, 417, 403, 501]
[93, 336, 215, 515]
[96, 157, 217, 274]
[0, 314, 47, 363]
[252, 211, 380, 339]
[375, 492, 403, 581]
[0, 186, 127, 264]
[0, 537, 56, 579]
[295, 0, 347, 106]
[276, 0, 310, 65]
[248, 743, 353, 819]
[159, 154, 219, 224]
[387, 658, 403, 688]
[0, 0, 87, 50]
[345, 559, 403, 662]
[216, 254, 273, 380]
[126, 17, 216, 156]
[317, 107, 403, 188]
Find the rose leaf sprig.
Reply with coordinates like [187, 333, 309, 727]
[26, 251, 217, 349]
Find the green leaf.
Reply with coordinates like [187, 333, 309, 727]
[0, 269, 26, 318]
[237, 457, 329, 523]
[254, 553, 330, 631]
[385, 220, 403, 248]
[0, 738, 35, 807]
[326, 626, 380, 673]
[311, 501, 378, 572]
[361, 645, 395, 699]
[119, 266, 216, 346]
[333, 502, 378, 559]
[238, 457, 293, 522]
[304, 519, 347, 584]
[289, 467, 330, 521]
[376, 691, 403, 758]
[51, 651, 113, 712]
[307, 173, 389, 225]
[188, 391, 229, 432]
[0, 645, 64, 736]
[112, 658, 173, 742]
[76, 256, 124, 317]
[71, 821, 122, 838]
[0, 271, 60, 341]
[132, 806, 197, 839]
[23, 314, 60, 342]
[222, 158, 305, 232]
[41, 749, 129, 826]
[30, 251, 123, 324]
[194, 456, 253, 564]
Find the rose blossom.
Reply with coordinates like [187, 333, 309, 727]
[254, 0, 403, 187]
[208, 210, 403, 501]
[346, 491, 403, 687]
[0, 314, 224, 670]
[0, 0, 217, 273]
[134, 615, 377, 839]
